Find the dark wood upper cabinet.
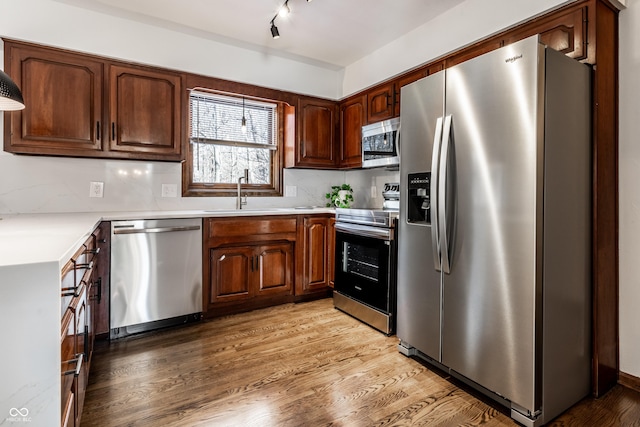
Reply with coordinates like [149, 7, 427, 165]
[505, 6, 589, 62]
[108, 65, 182, 159]
[339, 95, 365, 168]
[294, 96, 337, 168]
[366, 82, 395, 123]
[4, 43, 104, 155]
[3, 40, 184, 162]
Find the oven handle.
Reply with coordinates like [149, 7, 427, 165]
[335, 222, 393, 241]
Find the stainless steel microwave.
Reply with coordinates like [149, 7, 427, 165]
[362, 117, 400, 169]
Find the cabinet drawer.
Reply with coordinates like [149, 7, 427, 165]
[206, 217, 297, 246]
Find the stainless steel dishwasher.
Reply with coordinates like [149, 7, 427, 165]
[110, 218, 202, 339]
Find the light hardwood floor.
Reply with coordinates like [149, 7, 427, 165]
[82, 298, 640, 426]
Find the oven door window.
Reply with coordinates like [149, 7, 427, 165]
[335, 231, 391, 313]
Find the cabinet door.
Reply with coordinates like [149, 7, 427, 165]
[208, 246, 253, 303]
[4, 43, 103, 155]
[505, 6, 588, 62]
[366, 82, 395, 123]
[72, 285, 88, 427]
[255, 243, 294, 297]
[299, 216, 331, 294]
[297, 97, 337, 167]
[108, 65, 182, 159]
[61, 309, 76, 427]
[339, 95, 365, 168]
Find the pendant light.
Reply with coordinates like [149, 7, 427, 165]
[0, 70, 25, 111]
[241, 97, 247, 134]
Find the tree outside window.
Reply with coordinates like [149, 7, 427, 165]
[187, 90, 281, 196]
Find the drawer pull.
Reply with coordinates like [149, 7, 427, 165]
[63, 353, 83, 377]
[85, 248, 100, 255]
[75, 261, 94, 270]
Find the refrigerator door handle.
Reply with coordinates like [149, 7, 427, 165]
[439, 114, 453, 274]
[430, 116, 444, 271]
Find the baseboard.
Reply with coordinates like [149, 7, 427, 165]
[619, 371, 640, 393]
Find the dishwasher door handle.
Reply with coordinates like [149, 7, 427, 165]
[113, 225, 201, 235]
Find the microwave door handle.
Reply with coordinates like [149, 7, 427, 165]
[430, 116, 443, 272]
[439, 114, 453, 274]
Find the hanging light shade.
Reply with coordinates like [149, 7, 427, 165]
[0, 70, 25, 111]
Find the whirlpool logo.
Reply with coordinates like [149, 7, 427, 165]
[6, 407, 31, 423]
[505, 54, 523, 63]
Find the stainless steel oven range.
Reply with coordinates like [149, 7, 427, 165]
[333, 200, 398, 335]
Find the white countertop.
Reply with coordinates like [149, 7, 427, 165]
[0, 208, 334, 268]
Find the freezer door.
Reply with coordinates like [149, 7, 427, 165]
[440, 36, 544, 413]
[397, 73, 445, 361]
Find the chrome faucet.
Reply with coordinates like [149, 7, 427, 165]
[236, 169, 249, 209]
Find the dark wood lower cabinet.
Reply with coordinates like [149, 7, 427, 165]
[203, 215, 333, 317]
[203, 216, 298, 317]
[296, 215, 333, 297]
[60, 224, 107, 427]
[208, 243, 293, 306]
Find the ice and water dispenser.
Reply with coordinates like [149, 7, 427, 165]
[407, 172, 431, 224]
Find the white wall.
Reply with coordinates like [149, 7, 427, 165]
[618, 0, 640, 379]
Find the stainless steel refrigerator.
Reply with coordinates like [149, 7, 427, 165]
[397, 35, 591, 426]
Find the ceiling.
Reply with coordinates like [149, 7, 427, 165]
[55, 0, 466, 70]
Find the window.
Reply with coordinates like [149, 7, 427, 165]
[186, 90, 282, 196]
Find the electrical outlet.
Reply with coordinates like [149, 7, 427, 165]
[161, 184, 178, 198]
[371, 186, 377, 198]
[89, 181, 104, 198]
[285, 185, 297, 197]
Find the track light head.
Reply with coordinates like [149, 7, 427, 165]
[270, 22, 280, 39]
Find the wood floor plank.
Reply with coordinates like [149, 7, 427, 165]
[82, 298, 640, 427]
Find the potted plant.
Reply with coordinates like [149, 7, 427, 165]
[326, 184, 354, 208]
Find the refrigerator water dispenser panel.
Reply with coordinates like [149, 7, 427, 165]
[407, 172, 431, 224]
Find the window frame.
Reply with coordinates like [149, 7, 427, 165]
[183, 88, 284, 198]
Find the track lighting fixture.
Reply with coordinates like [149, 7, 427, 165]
[269, 0, 309, 39]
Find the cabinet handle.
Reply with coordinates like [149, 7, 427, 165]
[85, 248, 100, 255]
[63, 353, 84, 377]
[96, 277, 102, 304]
[386, 92, 392, 107]
[61, 288, 76, 298]
[75, 261, 94, 270]
[111, 122, 115, 141]
[96, 121, 100, 141]
[61, 280, 85, 298]
[84, 325, 89, 358]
